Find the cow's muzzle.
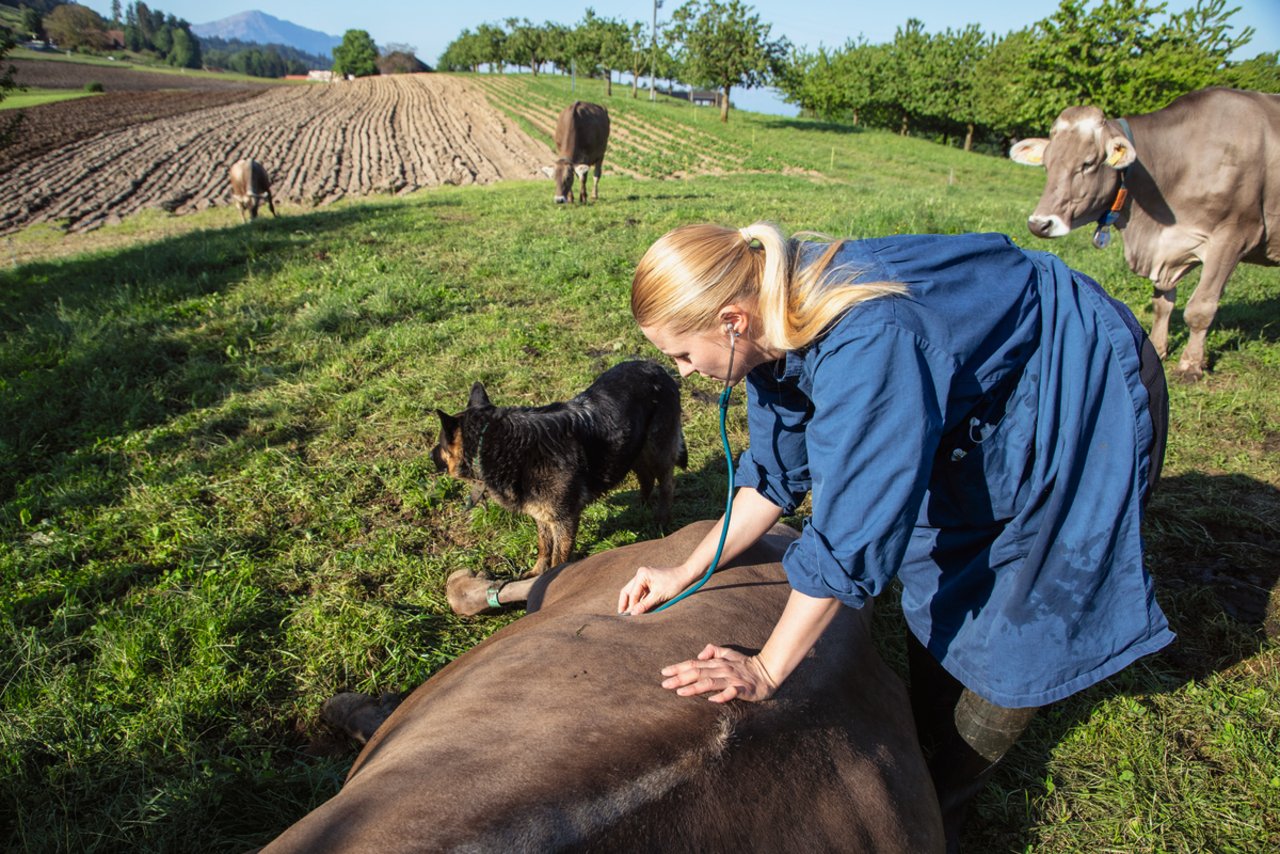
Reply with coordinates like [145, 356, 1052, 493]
[1027, 215, 1069, 239]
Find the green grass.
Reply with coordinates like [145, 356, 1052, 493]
[0, 88, 99, 110]
[2, 74, 1278, 852]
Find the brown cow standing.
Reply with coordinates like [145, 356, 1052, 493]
[261, 522, 943, 853]
[1010, 87, 1280, 381]
[541, 101, 610, 204]
[229, 158, 278, 223]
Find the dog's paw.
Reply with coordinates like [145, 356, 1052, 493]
[447, 570, 505, 616]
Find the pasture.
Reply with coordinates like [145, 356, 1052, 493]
[1, 71, 1278, 852]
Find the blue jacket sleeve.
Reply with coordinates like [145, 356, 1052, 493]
[782, 326, 952, 608]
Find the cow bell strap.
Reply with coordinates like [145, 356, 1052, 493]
[1094, 117, 1135, 249]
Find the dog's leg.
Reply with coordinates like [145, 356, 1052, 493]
[635, 468, 655, 506]
[532, 519, 553, 575]
[656, 466, 675, 528]
[549, 515, 578, 568]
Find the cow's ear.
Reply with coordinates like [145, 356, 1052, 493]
[1105, 136, 1137, 169]
[540, 166, 556, 179]
[1009, 138, 1048, 166]
[573, 164, 590, 179]
[468, 382, 491, 409]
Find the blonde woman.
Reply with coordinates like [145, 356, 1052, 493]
[619, 222, 1172, 851]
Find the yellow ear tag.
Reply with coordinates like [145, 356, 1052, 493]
[1107, 146, 1127, 167]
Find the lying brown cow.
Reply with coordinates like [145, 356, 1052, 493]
[262, 522, 943, 852]
[541, 101, 610, 204]
[1010, 87, 1280, 381]
[229, 158, 278, 223]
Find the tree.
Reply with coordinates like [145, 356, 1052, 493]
[20, 6, 43, 41]
[168, 25, 200, 68]
[332, 29, 378, 78]
[44, 4, 110, 51]
[669, 0, 788, 122]
[110, 0, 121, 26]
[473, 22, 506, 72]
[1222, 50, 1280, 92]
[1, 31, 24, 150]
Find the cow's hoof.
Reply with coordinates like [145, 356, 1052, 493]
[447, 570, 506, 616]
[1174, 364, 1205, 383]
[322, 691, 403, 745]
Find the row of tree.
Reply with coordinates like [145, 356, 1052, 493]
[778, 0, 1277, 149]
[11, 0, 201, 68]
[200, 36, 328, 78]
[437, 0, 1277, 135]
[438, 1, 784, 122]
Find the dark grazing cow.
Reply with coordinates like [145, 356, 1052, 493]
[261, 522, 943, 853]
[229, 158, 277, 223]
[1010, 87, 1280, 381]
[541, 101, 610, 204]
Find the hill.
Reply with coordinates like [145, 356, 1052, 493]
[191, 10, 340, 60]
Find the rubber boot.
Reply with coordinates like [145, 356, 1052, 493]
[908, 634, 1037, 853]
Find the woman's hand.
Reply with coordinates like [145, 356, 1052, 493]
[618, 564, 699, 615]
[659, 644, 778, 703]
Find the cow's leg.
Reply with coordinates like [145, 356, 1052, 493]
[322, 691, 405, 744]
[266, 192, 278, 218]
[446, 570, 538, 615]
[578, 171, 588, 204]
[592, 163, 602, 200]
[1149, 284, 1176, 360]
[1176, 252, 1241, 382]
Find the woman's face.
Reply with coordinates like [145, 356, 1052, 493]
[641, 321, 762, 385]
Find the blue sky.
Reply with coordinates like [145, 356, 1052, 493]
[80, 0, 1280, 116]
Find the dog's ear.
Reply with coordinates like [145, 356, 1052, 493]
[468, 382, 491, 409]
[435, 409, 458, 439]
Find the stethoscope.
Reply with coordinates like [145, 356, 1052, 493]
[652, 324, 739, 613]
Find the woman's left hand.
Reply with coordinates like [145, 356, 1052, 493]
[660, 644, 778, 703]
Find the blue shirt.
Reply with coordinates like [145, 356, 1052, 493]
[735, 233, 1174, 708]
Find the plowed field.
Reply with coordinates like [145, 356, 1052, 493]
[1, 74, 551, 234]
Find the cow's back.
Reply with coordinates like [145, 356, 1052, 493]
[263, 522, 942, 853]
[1129, 87, 1280, 262]
[554, 101, 610, 164]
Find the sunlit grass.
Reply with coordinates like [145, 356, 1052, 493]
[1, 74, 1277, 852]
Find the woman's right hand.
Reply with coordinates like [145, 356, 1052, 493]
[618, 564, 699, 615]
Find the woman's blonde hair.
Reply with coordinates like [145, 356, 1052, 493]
[631, 222, 906, 351]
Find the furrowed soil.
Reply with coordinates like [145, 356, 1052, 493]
[1, 73, 551, 234]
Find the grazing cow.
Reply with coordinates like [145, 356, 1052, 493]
[1009, 87, 1280, 381]
[229, 158, 277, 222]
[541, 101, 610, 204]
[262, 522, 944, 853]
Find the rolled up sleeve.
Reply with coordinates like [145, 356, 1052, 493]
[782, 327, 952, 609]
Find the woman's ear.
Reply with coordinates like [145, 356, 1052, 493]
[718, 304, 750, 337]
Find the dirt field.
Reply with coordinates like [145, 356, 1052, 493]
[1, 74, 552, 234]
[8, 58, 275, 92]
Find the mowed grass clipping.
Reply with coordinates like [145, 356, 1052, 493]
[2, 73, 1278, 852]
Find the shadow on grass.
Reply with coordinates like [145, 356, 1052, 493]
[760, 118, 864, 135]
[966, 470, 1279, 851]
[0, 200, 421, 509]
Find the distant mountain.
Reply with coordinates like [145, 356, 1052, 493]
[192, 10, 341, 60]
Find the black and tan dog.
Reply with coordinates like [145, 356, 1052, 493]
[431, 360, 686, 585]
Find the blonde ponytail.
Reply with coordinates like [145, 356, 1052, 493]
[632, 222, 905, 351]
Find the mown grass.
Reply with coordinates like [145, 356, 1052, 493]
[0, 88, 99, 110]
[2, 73, 1278, 852]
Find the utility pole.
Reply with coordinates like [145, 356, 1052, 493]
[649, 0, 661, 101]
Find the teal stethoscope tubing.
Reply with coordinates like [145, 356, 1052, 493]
[653, 331, 738, 613]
